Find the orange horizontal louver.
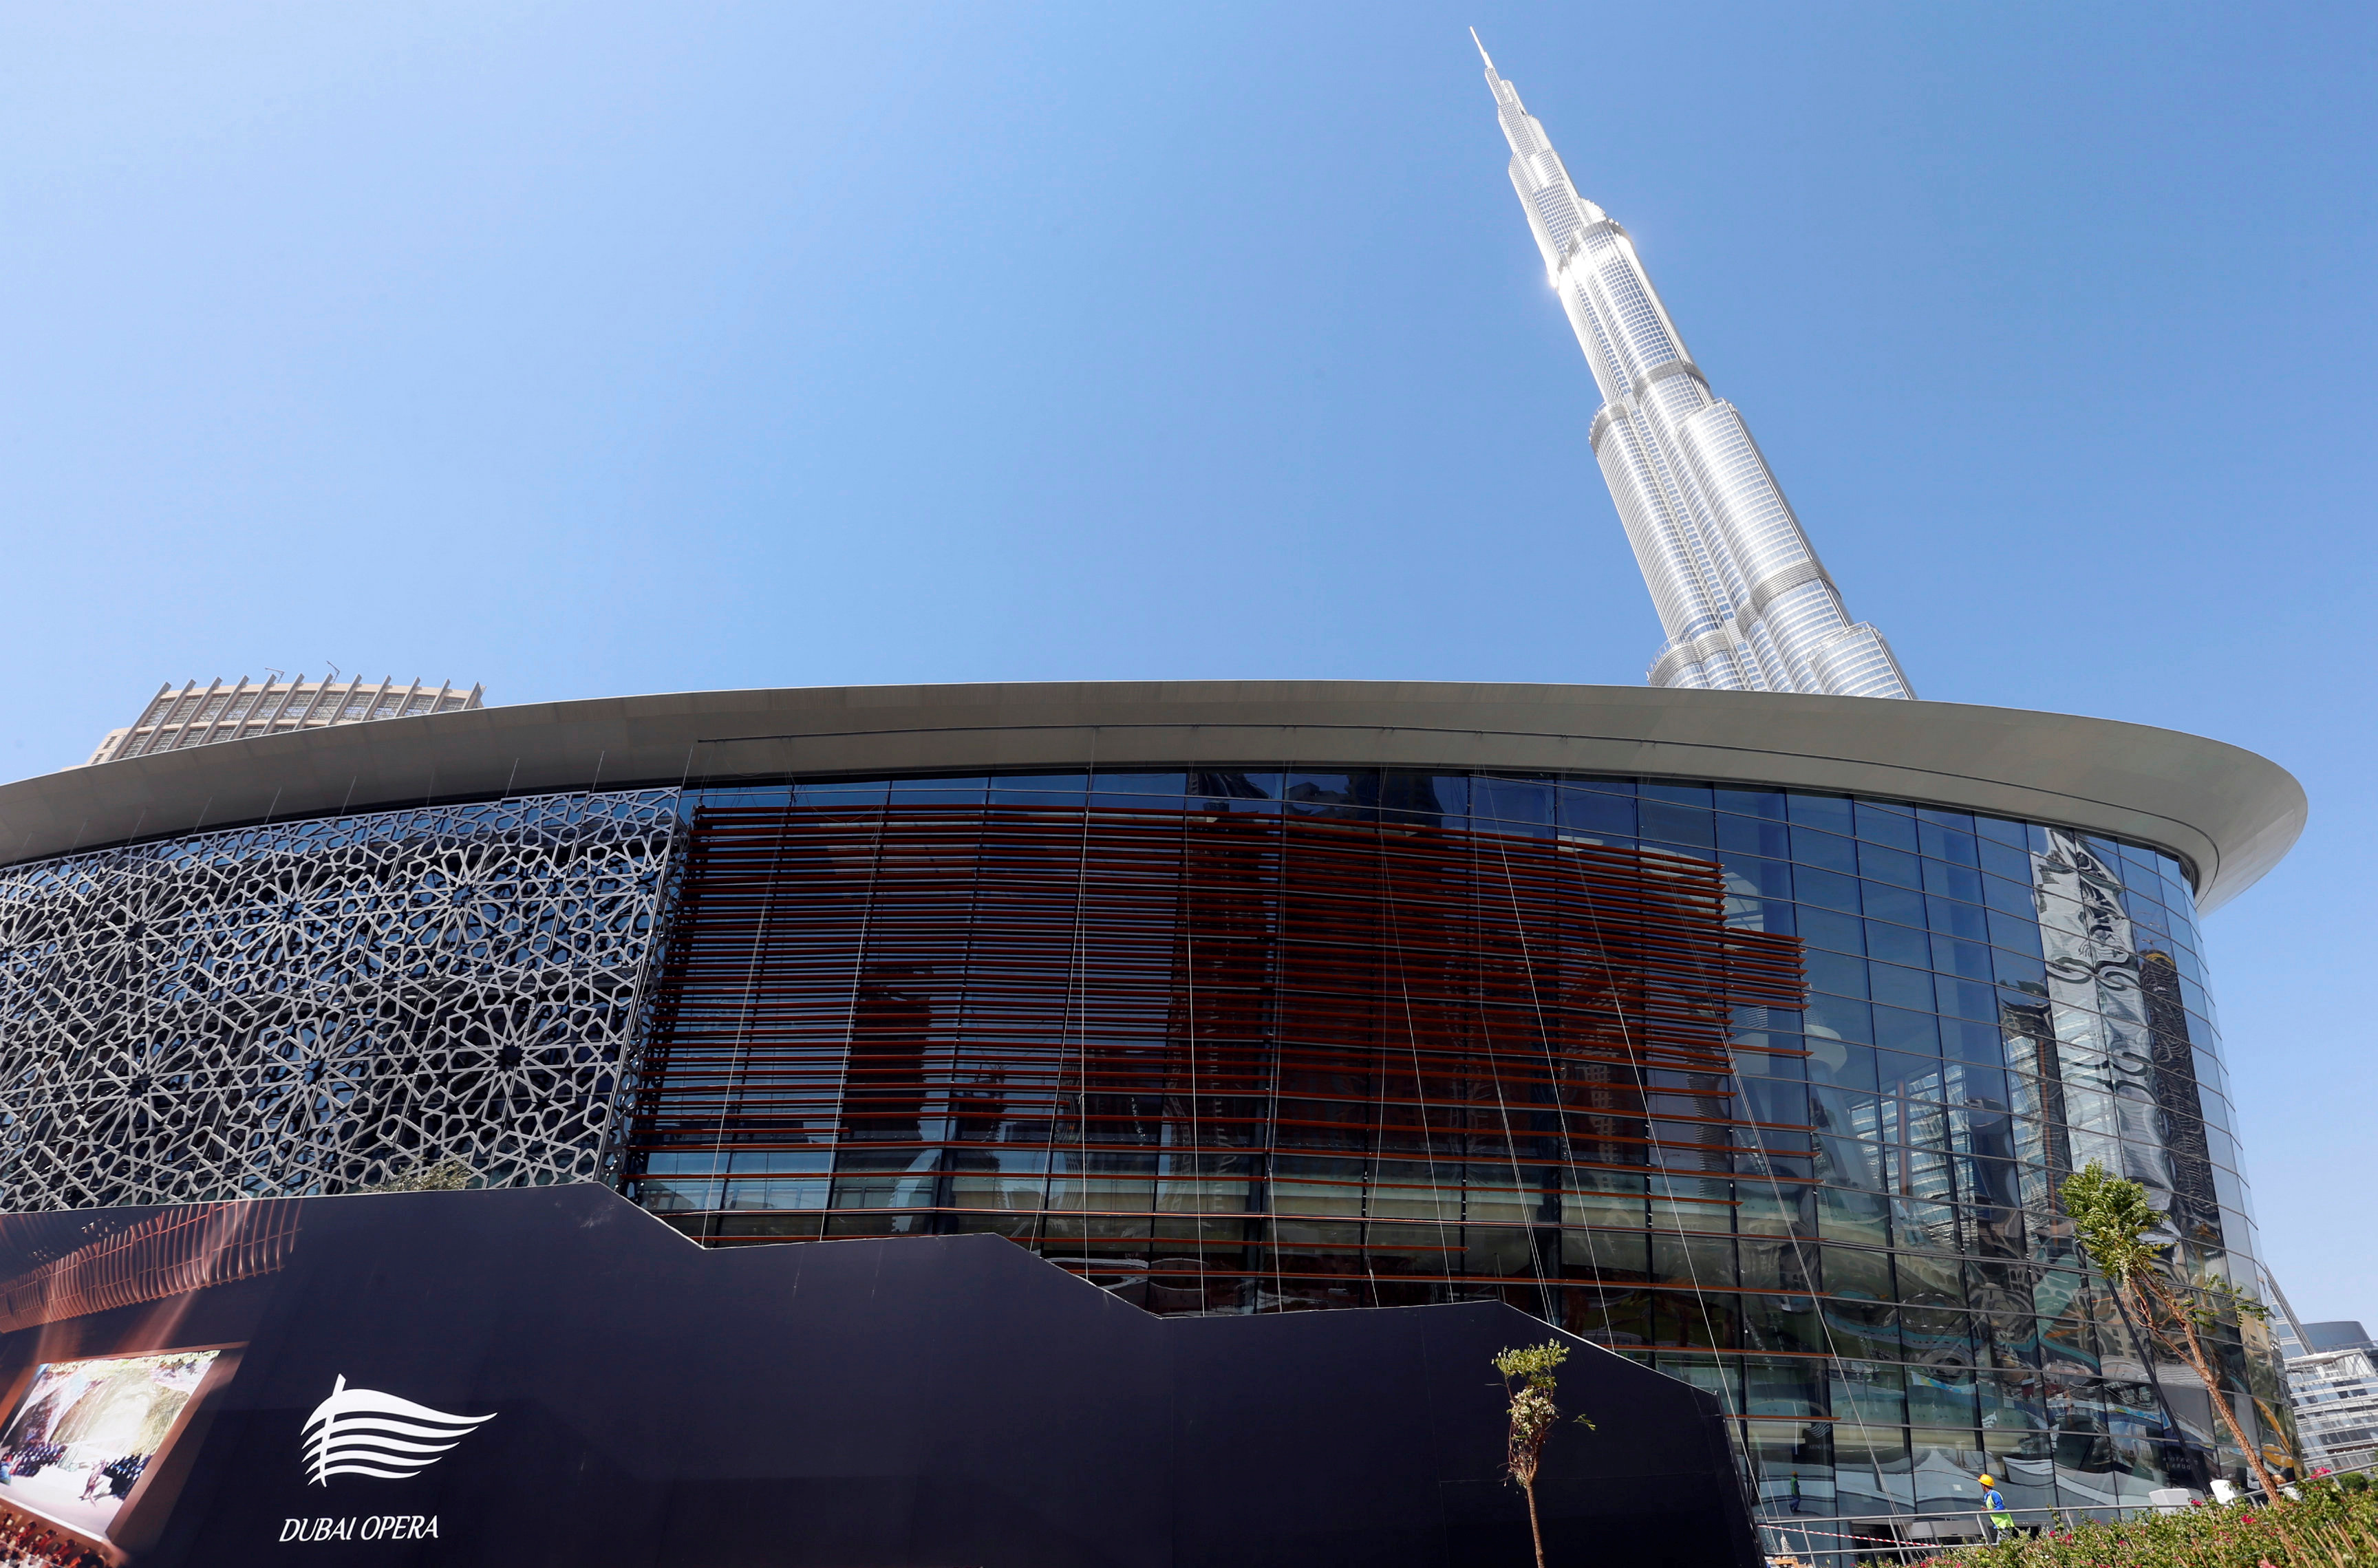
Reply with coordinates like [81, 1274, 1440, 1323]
[628, 802, 1805, 1312]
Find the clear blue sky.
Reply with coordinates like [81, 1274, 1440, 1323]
[3, 4, 2371, 1313]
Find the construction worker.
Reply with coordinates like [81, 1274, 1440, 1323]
[1979, 1474, 2014, 1540]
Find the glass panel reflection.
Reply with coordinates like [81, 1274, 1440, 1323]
[602, 763, 2268, 1529]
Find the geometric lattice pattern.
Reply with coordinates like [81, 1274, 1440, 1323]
[0, 791, 678, 1211]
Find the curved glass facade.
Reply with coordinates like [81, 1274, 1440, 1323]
[0, 762, 2287, 1550]
[623, 767, 2284, 1541]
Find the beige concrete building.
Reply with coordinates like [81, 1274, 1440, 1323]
[85, 675, 484, 765]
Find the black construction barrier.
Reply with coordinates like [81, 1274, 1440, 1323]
[0, 1186, 1757, 1568]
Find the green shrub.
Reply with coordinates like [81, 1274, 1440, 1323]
[1916, 1481, 2378, 1568]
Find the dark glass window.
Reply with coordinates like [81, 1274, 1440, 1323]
[1470, 775, 1552, 826]
[1895, 1252, 1967, 1309]
[1808, 1040, 1878, 1093]
[1375, 771, 1465, 824]
[1653, 1234, 1736, 1289]
[1824, 1298, 1900, 1360]
[1921, 857, 1986, 903]
[696, 786, 791, 811]
[1958, 1157, 2022, 1210]
[1563, 1229, 1649, 1281]
[1715, 786, 1788, 821]
[1981, 875, 2036, 919]
[1831, 1361, 1907, 1427]
[1744, 1358, 1828, 1419]
[1817, 1190, 1891, 1246]
[1942, 1024, 2005, 1073]
[1858, 842, 1922, 888]
[1799, 907, 1863, 955]
[987, 773, 1087, 806]
[1737, 1038, 1808, 1077]
[1792, 826, 1859, 874]
[1925, 896, 1987, 943]
[1875, 1050, 1946, 1103]
[1806, 953, 1869, 1007]
[1086, 771, 1185, 799]
[1787, 793, 1855, 834]
[797, 777, 890, 805]
[1862, 883, 1926, 928]
[1873, 1007, 1940, 1055]
[1188, 770, 1283, 806]
[1557, 786, 1634, 837]
[1918, 817, 1980, 864]
[1805, 996, 1872, 1044]
[1907, 1365, 1979, 1428]
[1863, 921, 1928, 969]
[1742, 1298, 1828, 1357]
[1936, 978, 1998, 1023]
[1972, 815, 2026, 848]
[1717, 813, 1792, 858]
[1731, 899, 1795, 936]
[1868, 963, 1936, 1013]
[1742, 1078, 1811, 1128]
[1853, 802, 1917, 850]
[1932, 936, 1993, 982]
[1821, 1245, 1893, 1300]
[1977, 838, 2033, 885]
[1986, 909, 2044, 958]
[1808, 1084, 1870, 1137]
[1283, 771, 1364, 813]
[1567, 1288, 1651, 1347]
[1720, 852, 1792, 901]
[1988, 947, 2045, 994]
[1796, 870, 1861, 914]
[1740, 1237, 1821, 1293]
[1641, 799, 1717, 847]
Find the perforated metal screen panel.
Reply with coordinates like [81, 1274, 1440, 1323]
[0, 792, 678, 1208]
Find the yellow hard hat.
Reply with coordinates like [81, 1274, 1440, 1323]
[1978, 1475, 1995, 1487]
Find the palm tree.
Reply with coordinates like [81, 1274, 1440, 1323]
[2059, 1162, 2285, 1501]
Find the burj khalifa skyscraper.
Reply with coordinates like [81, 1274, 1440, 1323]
[1476, 35, 1915, 699]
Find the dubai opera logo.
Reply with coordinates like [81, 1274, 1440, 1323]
[299, 1377, 495, 1485]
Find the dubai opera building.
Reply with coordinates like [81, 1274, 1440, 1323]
[0, 678, 2306, 1553]
[0, 44, 2311, 1568]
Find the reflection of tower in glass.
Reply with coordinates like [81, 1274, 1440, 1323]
[1473, 35, 1915, 699]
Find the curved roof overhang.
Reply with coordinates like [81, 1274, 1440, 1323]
[0, 681, 2304, 913]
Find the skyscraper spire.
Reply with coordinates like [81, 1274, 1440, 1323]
[1475, 43, 1914, 699]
